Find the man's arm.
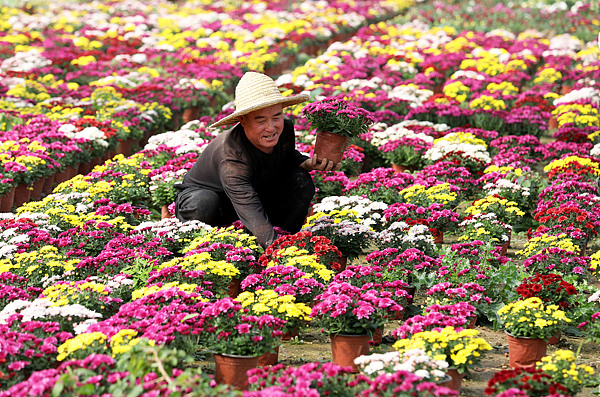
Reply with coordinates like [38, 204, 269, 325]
[219, 159, 277, 248]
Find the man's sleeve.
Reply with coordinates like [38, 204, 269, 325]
[219, 159, 277, 248]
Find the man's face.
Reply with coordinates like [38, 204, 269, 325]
[239, 104, 284, 154]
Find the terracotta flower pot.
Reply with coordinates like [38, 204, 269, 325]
[439, 368, 464, 393]
[547, 332, 560, 345]
[42, 173, 55, 195]
[227, 278, 242, 298]
[434, 230, 444, 245]
[498, 236, 510, 255]
[31, 177, 45, 201]
[90, 156, 103, 169]
[467, 315, 478, 329]
[13, 183, 32, 208]
[394, 308, 404, 321]
[54, 165, 78, 185]
[258, 346, 279, 367]
[506, 332, 547, 369]
[391, 163, 410, 173]
[0, 186, 16, 213]
[548, 116, 558, 129]
[371, 328, 383, 346]
[330, 333, 370, 372]
[214, 353, 258, 390]
[183, 106, 200, 123]
[78, 160, 95, 175]
[337, 255, 348, 272]
[161, 204, 172, 219]
[282, 326, 299, 341]
[314, 131, 349, 165]
[403, 285, 416, 306]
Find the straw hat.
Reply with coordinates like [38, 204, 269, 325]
[209, 71, 309, 128]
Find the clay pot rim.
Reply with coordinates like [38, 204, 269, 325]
[330, 333, 370, 338]
[505, 330, 547, 340]
[213, 352, 261, 359]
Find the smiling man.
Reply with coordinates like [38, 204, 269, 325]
[174, 72, 336, 248]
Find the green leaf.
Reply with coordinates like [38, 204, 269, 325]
[181, 313, 199, 322]
[77, 383, 96, 395]
[51, 380, 65, 397]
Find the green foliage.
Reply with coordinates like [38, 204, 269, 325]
[51, 339, 240, 397]
[122, 257, 159, 290]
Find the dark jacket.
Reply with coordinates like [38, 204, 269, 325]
[180, 118, 308, 246]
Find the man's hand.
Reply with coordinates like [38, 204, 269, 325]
[300, 155, 341, 172]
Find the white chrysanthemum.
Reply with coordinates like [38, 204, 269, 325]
[370, 122, 434, 148]
[0, 299, 101, 324]
[588, 289, 600, 302]
[0, 49, 52, 73]
[0, 244, 18, 259]
[554, 87, 600, 105]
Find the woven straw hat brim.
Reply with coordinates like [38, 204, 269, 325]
[209, 93, 309, 128]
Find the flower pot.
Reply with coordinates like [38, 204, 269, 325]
[561, 85, 572, 95]
[548, 116, 558, 130]
[31, 177, 45, 201]
[90, 156, 103, 169]
[439, 368, 464, 393]
[337, 255, 348, 272]
[116, 138, 133, 156]
[214, 353, 258, 390]
[101, 149, 117, 162]
[403, 285, 416, 306]
[227, 278, 242, 298]
[258, 346, 279, 367]
[391, 163, 410, 173]
[506, 332, 547, 369]
[394, 308, 404, 321]
[282, 326, 300, 341]
[183, 106, 201, 124]
[78, 161, 93, 175]
[314, 131, 349, 165]
[161, 204, 173, 219]
[66, 164, 79, 179]
[499, 240, 509, 256]
[434, 230, 444, 245]
[467, 315, 477, 329]
[54, 165, 78, 185]
[13, 183, 31, 208]
[547, 332, 560, 345]
[330, 333, 370, 372]
[42, 173, 55, 195]
[371, 328, 383, 346]
[0, 186, 16, 212]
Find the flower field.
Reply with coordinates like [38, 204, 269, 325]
[1, 0, 600, 395]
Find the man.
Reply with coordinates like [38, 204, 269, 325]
[175, 72, 337, 248]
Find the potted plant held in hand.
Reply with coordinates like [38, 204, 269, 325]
[310, 281, 402, 372]
[303, 98, 375, 165]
